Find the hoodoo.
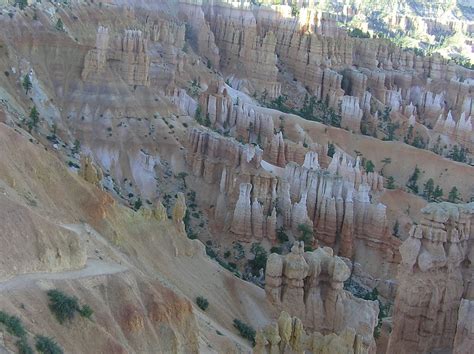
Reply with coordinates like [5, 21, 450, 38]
[0, 0, 472, 353]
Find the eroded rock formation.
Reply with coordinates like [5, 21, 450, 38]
[82, 27, 150, 86]
[388, 202, 474, 353]
[80, 155, 103, 187]
[453, 299, 474, 354]
[255, 311, 369, 354]
[265, 243, 378, 352]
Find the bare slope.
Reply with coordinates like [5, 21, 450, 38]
[0, 122, 273, 353]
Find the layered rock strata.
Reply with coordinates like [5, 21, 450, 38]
[388, 202, 474, 353]
[254, 311, 369, 354]
[185, 126, 399, 282]
[83, 27, 150, 86]
[265, 243, 378, 352]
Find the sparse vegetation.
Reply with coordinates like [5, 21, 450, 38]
[72, 139, 81, 155]
[0, 311, 33, 354]
[449, 145, 468, 163]
[448, 187, 460, 203]
[248, 243, 268, 276]
[17, 337, 34, 354]
[35, 335, 63, 354]
[380, 157, 391, 175]
[189, 79, 201, 97]
[362, 288, 390, 339]
[386, 176, 395, 189]
[406, 166, 420, 194]
[270, 246, 283, 254]
[177, 172, 188, 188]
[298, 94, 341, 127]
[55, 18, 64, 32]
[196, 296, 209, 311]
[133, 198, 142, 211]
[47, 289, 93, 324]
[297, 223, 313, 247]
[327, 142, 335, 157]
[23, 74, 32, 95]
[78, 305, 94, 319]
[233, 319, 256, 345]
[0, 311, 27, 338]
[365, 160, 375, 173]
[27, 106, 39, 132]
[276, 227, 288, 243]
[348, 28, 370, 38]
[15, 0, 28, 10]
[423, 178, 443, 202]
[194, 105, 203, 124]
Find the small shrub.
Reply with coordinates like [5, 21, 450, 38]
[47, 289, 80, 324]
[233, 319, 256, 345]
[205, 246, 217, 259]
[233, 243, 245, 260]
[276, 227, 288, 243]
[16, 337, 34, 354]
[327, 142, 335, 157]
[55, 18, 64, 32]
[67, 161, 80, 169]
[78, 305, 93, 319]
[223, 250, 231, 258]
[386, 176, 395, 189]
[35, 335, 63, 354]
[196, 296, 209, 311]
[248, 243, 268, 276]
[270, 246, 282, 254]
[297, 224, 313, 245]
[0, 311, 27, 337]
[133, 198, 142, 211]
[187, 232, 197, 240]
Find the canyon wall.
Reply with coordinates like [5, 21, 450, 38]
[255, 310, 370, 354]
[265, 243, 378, 352]
[388, 202, 474, 353]
[181, 1, 474, 151]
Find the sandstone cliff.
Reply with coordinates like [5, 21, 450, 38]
[388, 202, 474, 353]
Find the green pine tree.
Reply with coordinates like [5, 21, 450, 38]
[386, 176, 395, 189]
[28, 106, 39, 132]
[55, 18, 64, 31]
[423, 178, 434, 200]
[365, 160, 375, 173]
[433, 186, 443, 201]
[407, 166, 420, 194]
[22, 74, 32, 95]
[448, 187, 460, 203]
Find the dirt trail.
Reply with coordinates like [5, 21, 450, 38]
[0, 259, 127, 292]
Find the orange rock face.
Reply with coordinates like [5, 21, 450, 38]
[388, 202, 474, 353]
